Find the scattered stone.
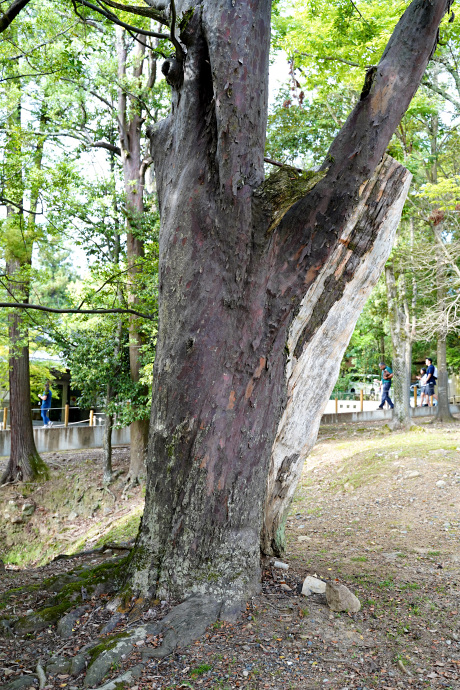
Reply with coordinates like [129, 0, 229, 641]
[273, 561, 289, 570]
[11, 516, 23, 524]
[436, 480, 446, 488]
[22, 502, 36, 516]
[297, 536, 311, 542]
[67, 511, 78, 521]
[46, 656, 72, 675]
[302, 576, 327, 596]
[70, 653, 88, 677]
[57, 606, 89, 639]
[326, 582, 361, 613]
[280, 583, 291, 591]
[404, 471, 421, 479]
[0, 618, 14, 637]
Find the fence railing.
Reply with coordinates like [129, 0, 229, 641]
[1, 406, 104, 430]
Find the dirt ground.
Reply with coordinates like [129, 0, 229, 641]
[0, 418, 459, 689]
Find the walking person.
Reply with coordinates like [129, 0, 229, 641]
[38, 382, 53, 428]
[416, 367, 428, 406]
[377, 362, 394, 410]
[425, 357, 437, 406]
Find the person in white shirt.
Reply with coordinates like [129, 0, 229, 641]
[416, 367, 428, 407]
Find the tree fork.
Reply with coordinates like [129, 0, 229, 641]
[125, 0, 453, 655]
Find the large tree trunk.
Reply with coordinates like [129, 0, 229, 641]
[385, 263, 412, 429]
[128, 0, 452, 629]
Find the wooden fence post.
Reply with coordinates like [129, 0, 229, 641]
[360, 389, 364, 412]
[89, 409, 94, 427]
[3, 407, 7, 430]
[65, 404, 69, 427]
[414, 386, 417, 408]
[335, 397, 338, 414]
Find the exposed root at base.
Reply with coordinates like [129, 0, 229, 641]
[83, 596, 221, 687]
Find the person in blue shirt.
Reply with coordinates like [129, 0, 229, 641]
[38, 382, 53, 427]
[377, 362, 394, 410]
[425, 357, 437, 405]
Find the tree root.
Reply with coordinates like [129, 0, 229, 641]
[51, 541, 134, 562]
[36, 661, 46, 690]
[103, 485, 116, 501]
[83, 596, 221, 687]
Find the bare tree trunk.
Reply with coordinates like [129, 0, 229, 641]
[434, 224, 455, 422]
[385, 263, 412, 429]
[116, 27, 151, 485]
[103, 398, 114, 484]
[1, 101, 48, 484]
[125, 0, 452, 639]
[263, 160, 410, 555]
[1, 298, 47, 485]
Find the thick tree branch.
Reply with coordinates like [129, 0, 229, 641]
[0, 0, 31, 34]
[0, 302, 154, 319]
[91, 140, 122, 155]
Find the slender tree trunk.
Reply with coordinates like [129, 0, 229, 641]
[1, 100, 47, 484]
[116, 27, 150, 485]
[103, 396, 114, 484]
[385, 263, 412, 430]
[434, 224, 455, 421]
[126, 0, 452, 632]
[1, 291, 47, 485]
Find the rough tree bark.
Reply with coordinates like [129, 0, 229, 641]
[116, 27, 154, 485]
[126, 0, 453, 634]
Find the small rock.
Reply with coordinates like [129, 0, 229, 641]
[21, 502, 36, 516]
[70, 653, 88, 677]
[404, 471, 421, 479]
[0, 619, 13, 637]
[297, 536, 311, 542]
[302, 576, 326, 596]
[273, 561, 289, 570]
[67, 511, 78, 521]
[280, 583, 291, 591]
[11, 516, 23, 524]
[326, 582, 361, 613]
[46, 656, 72, 675]
[436, 480, 446, 488]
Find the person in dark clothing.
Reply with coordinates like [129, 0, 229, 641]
[425, 357, 437, 405]
[377, 362, 394, 409]
[38, 382, 53, 427]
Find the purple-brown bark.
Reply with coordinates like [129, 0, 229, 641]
[128, 0, 453, 621]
